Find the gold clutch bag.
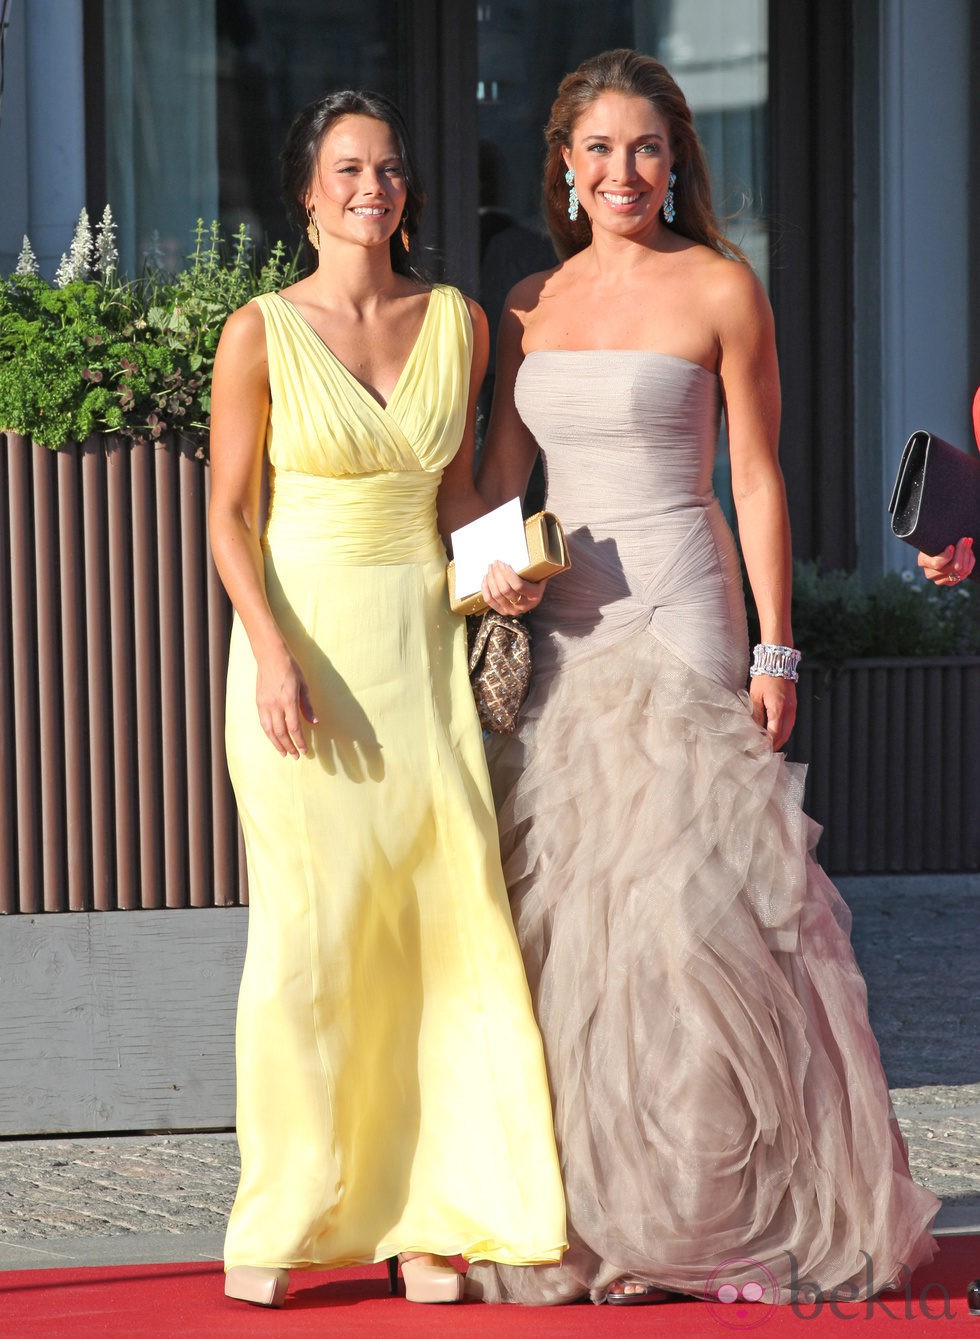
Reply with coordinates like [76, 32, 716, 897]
[447, 510, 571, 616]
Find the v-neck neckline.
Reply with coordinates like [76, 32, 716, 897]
[272, 288, 437, 414]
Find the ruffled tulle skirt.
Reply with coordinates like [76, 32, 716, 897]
[467, 627, 938, 1305]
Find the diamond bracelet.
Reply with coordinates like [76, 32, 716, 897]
[749, 643, 802, 681]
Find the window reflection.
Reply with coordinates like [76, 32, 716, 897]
[475, 1, 768, 518]
[476, 1, 768, 282]
[102, 0, 402, 275]
[648, 0, 768, 284]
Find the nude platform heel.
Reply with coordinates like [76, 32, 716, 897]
[386, 1253, 464, 1303]
[224, 1266, 290, 1307]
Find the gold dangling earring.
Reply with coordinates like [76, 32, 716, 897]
[400, 216, 410, 253]
[306, 208, 320, 251]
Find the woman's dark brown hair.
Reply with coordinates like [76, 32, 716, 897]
[543, 49, 745, 263]
[281, 89, 426, 277]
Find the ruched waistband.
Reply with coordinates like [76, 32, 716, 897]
[262, 469, 445, 564]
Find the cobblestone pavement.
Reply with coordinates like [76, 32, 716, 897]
[846, 875, 980, 1232]
[0, 1133, 239, 1243]
[0, 876, 976, 1265]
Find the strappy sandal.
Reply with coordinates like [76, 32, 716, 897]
[605, 1278, 672, 1306]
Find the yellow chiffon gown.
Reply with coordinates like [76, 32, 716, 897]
[222, 284, 566, 1273]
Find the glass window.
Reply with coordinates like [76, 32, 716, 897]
[101, 0, 403, 274]
[476, 0, 768, 275]
[648, 0, 769, 284]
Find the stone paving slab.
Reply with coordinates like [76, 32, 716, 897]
[0, 1228, 223, 1271]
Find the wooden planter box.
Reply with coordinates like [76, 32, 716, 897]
[786, 658, 980, 874]
[2, 431, 978, 912]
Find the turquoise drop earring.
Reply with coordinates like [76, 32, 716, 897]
[565, 168, 579, 222]
[662, 171, 677, 223]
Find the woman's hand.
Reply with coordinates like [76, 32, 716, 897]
[256, 646, 318, 758]
[917, 536, 974, 586]
[749, 675, 796, 751]
[481, 561, 546, 616]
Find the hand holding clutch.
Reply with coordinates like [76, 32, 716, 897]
[447, 510, 571, 615]
[889, 430, 980, 582]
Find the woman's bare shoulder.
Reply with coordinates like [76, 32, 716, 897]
[673, 247, 770, 344]
[692, 245, 766, 299]
[504, 260, 565, 313]
[228, 294, 271, 327]
[213, 301, 269, 387]
[219, 299, 268, 350]
[459, 291, 490, 347]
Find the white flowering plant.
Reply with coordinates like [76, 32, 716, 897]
[0, 209, 297, 450]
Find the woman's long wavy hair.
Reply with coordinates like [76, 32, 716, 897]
[280, 89, 426, 277]
[543, 49, 745, 264]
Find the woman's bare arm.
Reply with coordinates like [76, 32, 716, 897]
[716, 262, 796, 749]
[436, 296, 490, 542]
[208, 303, 316, 757]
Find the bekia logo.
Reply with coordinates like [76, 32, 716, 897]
[702, 1253, 954, 1325]
[704, 1259, 780, 1329]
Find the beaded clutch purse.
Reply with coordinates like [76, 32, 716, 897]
[466, 612, 532, 735]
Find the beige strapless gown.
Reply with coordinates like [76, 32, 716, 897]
[468, 351, 938, 1306]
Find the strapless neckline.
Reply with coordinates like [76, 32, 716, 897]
[522, 348, 716, 378]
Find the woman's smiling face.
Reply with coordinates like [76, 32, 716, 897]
[562, 91, 674, 243]
[306, 114, 408, 252]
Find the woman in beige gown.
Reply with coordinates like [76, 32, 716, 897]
[467, 50, 939, 1309]
[208, 89, 565, 1311]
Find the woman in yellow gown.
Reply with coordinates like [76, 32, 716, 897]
[208, 89, 566, 1310]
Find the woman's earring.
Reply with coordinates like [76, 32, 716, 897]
[662, 171, 677, 224]
[306, 208, 320, 251]
[565, 168, 579, 222]
[400, 216, 410, 252]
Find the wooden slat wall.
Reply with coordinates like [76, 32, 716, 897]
[785, 660, 980, 874]
[1, 432, 978, 905]
[0, 433, 244, 912]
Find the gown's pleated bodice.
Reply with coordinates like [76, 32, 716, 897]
[222, 285, 566, 1274]
[515, 349, 748, 688]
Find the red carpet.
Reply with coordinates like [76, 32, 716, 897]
[1, 1238, 975, 1337]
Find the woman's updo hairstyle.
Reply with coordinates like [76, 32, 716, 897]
[281, 89, 426, 277]
[543, 48, 744, 263]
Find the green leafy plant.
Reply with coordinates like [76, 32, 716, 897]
[0, 209, 298, 452]
[746, 559, 980, 669]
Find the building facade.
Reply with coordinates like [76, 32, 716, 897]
[2, 0, 977, 578]
[0, 0, 978, 1136]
